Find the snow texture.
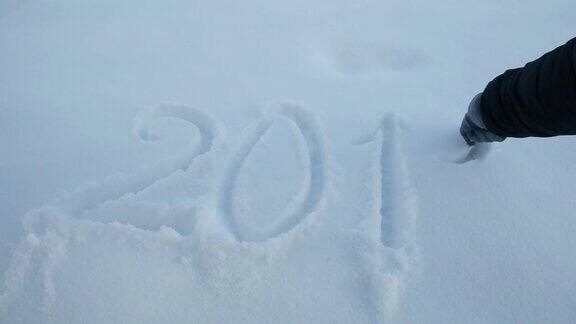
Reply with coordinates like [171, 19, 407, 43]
[2, 0, 576, 323]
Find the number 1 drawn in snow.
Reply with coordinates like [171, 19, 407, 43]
[356, 114, 417, 249]
[354, 113, 419, 321]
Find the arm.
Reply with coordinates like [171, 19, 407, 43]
[481, 38, 576, 138]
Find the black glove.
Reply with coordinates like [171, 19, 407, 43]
[460, 93, 505, 145]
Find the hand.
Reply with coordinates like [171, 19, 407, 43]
[460, 93, 505, 145]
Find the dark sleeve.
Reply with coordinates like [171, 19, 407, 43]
[480, 38, 576, 138]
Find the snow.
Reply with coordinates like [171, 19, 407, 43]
[1, 0, 576, 323]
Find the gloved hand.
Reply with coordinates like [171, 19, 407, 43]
[460, 93, 505, 145]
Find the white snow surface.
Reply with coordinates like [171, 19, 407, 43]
[1, 0, 576, 323]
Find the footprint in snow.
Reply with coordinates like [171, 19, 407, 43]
[315, 42, 427, 76]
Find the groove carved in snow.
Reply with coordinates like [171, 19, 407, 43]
[219, 102, 329, 242]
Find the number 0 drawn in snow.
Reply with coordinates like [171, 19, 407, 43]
[220, 103, 328, 242]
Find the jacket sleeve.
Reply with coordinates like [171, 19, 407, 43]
[480, 37, 576, 138]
